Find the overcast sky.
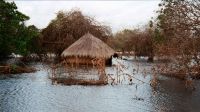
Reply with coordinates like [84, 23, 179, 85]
[14, 1, 160, 33]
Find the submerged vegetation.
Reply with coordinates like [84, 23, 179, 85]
[0, 0, 38, 74]
[108, 0, 200, 84]
[154, 0, 200, 81]
[0, 0, 200, 88]
[0, 64, 36, 74]
[1, 1, 200, 112]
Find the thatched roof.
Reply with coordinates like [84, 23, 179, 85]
[61, 33, 115, 59]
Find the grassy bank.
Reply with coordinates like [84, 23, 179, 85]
[0, 64, 36, 74]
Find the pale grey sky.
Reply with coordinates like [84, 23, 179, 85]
[14, 1, 160, 33]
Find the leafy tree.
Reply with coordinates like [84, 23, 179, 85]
[16, 25, 40, 55]
[109, 26, 155, 62]
[108, 29, 136, 52]
[0, 0, 39, 57]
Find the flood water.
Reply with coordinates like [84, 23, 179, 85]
[0, 60, 200, 112]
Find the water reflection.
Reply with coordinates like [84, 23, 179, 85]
[0, 62, 200, 112]
[150, 78, 200, 112]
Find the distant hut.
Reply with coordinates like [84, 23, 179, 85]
[60, 33, 115, 84]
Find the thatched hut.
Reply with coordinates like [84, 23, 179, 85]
[61, 32, 115, 66]
[59, 33, 115, 85]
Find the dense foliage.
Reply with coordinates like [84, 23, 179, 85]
[108, 23, 156, 62]
[40, 9, 112, 55]
[0, 0, 39, 57]
[154, 0, 200, 79]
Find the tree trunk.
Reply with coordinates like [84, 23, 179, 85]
[148, 55, 154, 62]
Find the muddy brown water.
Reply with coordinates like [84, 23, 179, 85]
[0, 60, 200, 112]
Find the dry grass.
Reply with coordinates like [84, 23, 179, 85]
[61, 33, 115, 59]
[0, 65, 36, 74]
[51, 78, 108, 85]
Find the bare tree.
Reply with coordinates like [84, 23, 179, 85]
[40, 9, 112, 55]
[155, 0, 200, 81]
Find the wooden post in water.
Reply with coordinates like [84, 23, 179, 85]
[97, 58, 107, 84]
